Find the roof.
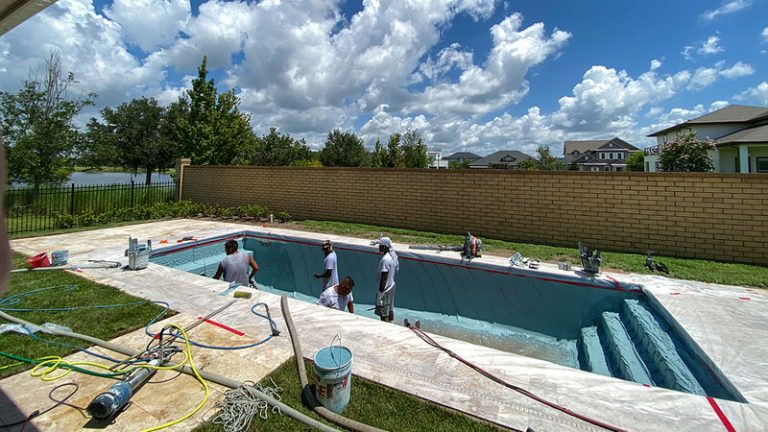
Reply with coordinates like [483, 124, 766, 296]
[648, 105, 768, 137]
[716, 124, 768, 145]
[564, 137, 638, 155]
[443, 151, 481, 161]
[0, 0, 57, 36]
[563, 140, 608, 155]
[469, 150, 534, 167]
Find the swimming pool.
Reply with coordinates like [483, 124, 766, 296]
[150, 231, 742, 401]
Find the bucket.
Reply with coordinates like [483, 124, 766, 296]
[313, 345, 353, 413]
[27, 252, 50, 268]
[51, 250, 69, 266]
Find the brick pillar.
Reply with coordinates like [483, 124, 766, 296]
[175, 158, 191, 201]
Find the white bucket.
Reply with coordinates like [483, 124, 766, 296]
[313, 345, 353, 414]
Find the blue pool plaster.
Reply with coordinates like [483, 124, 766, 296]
[150, 230, 742, 401]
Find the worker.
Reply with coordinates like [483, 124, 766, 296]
[317, 276, 355, 313]
[313, 240, 339, 289]
[374, 237, 399, 322]
[213, 240, 259, 287]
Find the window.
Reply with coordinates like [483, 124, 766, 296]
[618, 153, 624, 159]
[757, 157, 768, 173]
[645, 161, 650, 171]
[501, 155, 515, 162]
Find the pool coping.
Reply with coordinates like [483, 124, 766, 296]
[9, 219, 768, 431]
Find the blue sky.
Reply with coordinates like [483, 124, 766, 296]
[1, 0, 767, 156]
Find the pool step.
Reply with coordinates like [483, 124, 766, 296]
[621, 300, 706, 395]
[597, 312, 654, 386]
[578, 326, 612, 377]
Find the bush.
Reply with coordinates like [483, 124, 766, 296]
[52, 201, 290, 229]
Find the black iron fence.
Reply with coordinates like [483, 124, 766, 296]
[3, 181, 177, 235]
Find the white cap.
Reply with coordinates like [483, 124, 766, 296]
[375, 237, 393, 249]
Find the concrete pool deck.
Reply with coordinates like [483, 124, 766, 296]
[6, 219, 768, 431]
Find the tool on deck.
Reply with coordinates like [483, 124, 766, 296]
[87, 359, 160, 420]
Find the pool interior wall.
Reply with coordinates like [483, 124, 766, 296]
[150, 231, 741, 401]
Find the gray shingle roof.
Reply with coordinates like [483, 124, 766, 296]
[716, 124, 768, 144]
[469, 150, 534, 167]
[563, 140, 609, 155]
[648, 105, 768, 137]
[443, 151, 481, 161]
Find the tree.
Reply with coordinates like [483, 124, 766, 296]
[175, 57, 256, 165]
[0, 50, 95, 189]
[247, 128, 312, 166]
[385, 133, 403, 168]
[100, 97, 180, 184]
[79, 117, 118, 168]
[516, 146, 566, 171]
[401, 129, 430, 168]
[534, 145, 566, 170]
[625, 151, 644, 171]
[319, 129, 370, 167]
[371, 138, 387, 167]
[658, 132, 715, 172]
[448, 160, 471, 169]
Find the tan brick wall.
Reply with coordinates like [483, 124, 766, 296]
[182, 166, 768, 265]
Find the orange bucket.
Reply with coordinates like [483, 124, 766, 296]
[27, 252, 51, 268]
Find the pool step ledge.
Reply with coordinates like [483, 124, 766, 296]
[598, 312, 654, 386]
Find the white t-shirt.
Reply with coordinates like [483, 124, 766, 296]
[323, 251, 339, 289]
[377, 253, 397, 293]
[318, 285, 353, 311]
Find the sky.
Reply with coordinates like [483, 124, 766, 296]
[1, 0, 767, 156]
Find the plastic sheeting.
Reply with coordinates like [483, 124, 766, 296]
[10, 219, 768, 431]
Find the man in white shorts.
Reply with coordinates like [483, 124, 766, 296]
[313, 240, 339, 289]
[317, 276, 355, 313]
[374, 237, 399, 322]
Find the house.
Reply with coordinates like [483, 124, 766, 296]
[427, 149, 449, 169]
[468, 151, 534, 169]
[645, 105, 768, 173]
[563, 137, 640, 171]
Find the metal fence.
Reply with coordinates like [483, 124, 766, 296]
[3, 180, 177, 235]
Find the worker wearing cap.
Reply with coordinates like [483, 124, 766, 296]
[313, 240, 339, 290]
[374, 237, 399, 322]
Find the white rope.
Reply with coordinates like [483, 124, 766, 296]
[211, 378, 284, 432]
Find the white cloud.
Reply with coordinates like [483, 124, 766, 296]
[762, 27, 768, 43]
[719, 61, 754, 78]
[699, 36, 724, 55]
[700, 0, 751, 22]
[682, 35, 724, 60]
[735, 81, 768, 105]
[104, 0, 190, 52]
[405, 13, 571, 116]
[0, 0, 168, 113]
[650, 59, 662, 70]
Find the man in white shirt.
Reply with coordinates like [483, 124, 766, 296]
[374, 237, 399, 322]
[313, 240, 339, 289]
[213, 240, 260, 286]
[317, 276, 355, 313]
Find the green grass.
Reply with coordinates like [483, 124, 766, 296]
[194, 357, 503, 432]
[294, 220, 768, 288]
[0, 252, 172, 379]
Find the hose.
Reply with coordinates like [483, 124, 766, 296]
[0, 310, 340, 432]
[407, 324, 628, 432]
[279, 295, 389, 432]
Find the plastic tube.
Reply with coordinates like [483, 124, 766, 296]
[279, 295, 389, 432]
[0, 310, 340, 432]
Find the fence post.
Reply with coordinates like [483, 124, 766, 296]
[130, 180, 135, 207]
[69, 183, 75, 215]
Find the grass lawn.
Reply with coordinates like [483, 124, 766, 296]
[291, 220, 768, 288]
[0, 252, 171, 379]
[194, 357, 503, 432]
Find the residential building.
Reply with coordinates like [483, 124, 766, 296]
[427, 149, 449, 169]
[646, 105, 768, 173]
[468, 151, 534, 169]
[563, 137, 639, 171]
